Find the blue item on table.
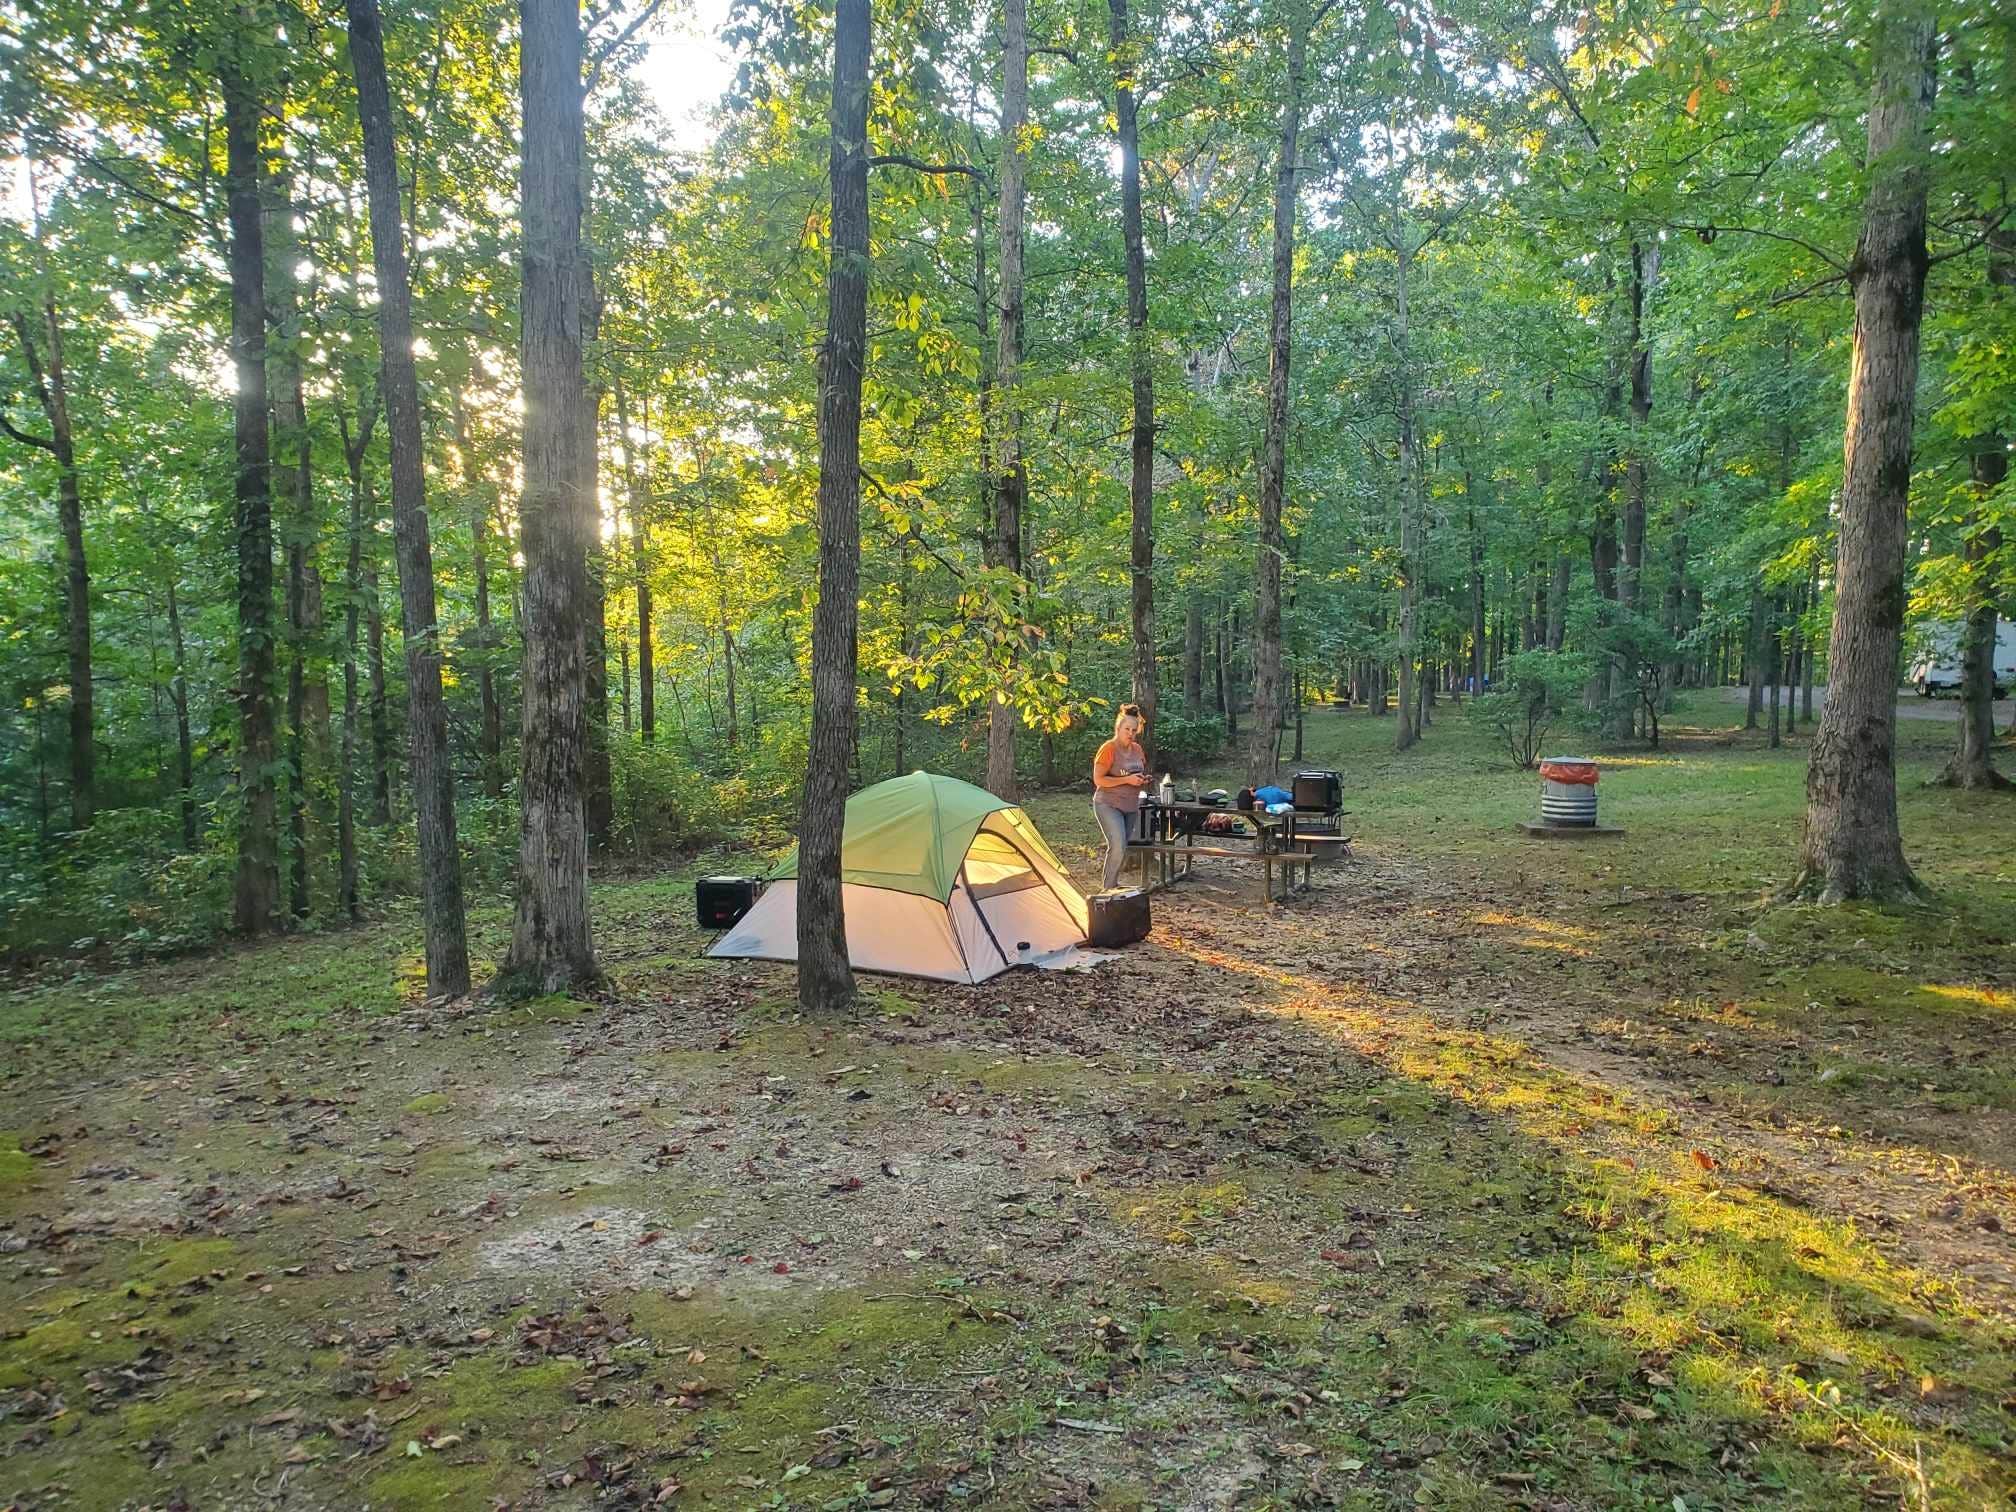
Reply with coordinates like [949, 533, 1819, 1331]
[1254, 785, 1293, 806]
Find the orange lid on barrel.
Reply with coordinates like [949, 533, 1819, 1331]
[1538, 758, 1598, 785]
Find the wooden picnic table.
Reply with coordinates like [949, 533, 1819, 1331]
[1124, 800, 1328, 902]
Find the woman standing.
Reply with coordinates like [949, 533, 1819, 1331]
[1092, 703, 1149, 890]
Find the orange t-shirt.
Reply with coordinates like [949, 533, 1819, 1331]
[1094, 738, 1146, 812]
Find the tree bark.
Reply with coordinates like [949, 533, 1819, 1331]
[1212, 601, 1229, 721]
[349, 0, 472, 994]
[1184, 593, 1204, 715]
[1791, 3, 1936, 901]
[506, 0, 602, 992]
[267, 151, 315, 920]
[1393, 237, 1422, 752]
[222, 49, 280, 932]
[1933, 194, 2012, 787]
[1546, 553, 1569, 651]
[453, 396, 507, 796]
[337, 401, 377, 921]
[1468, 492, 1485, 695]
[1933, 516, 2007, 788]
[985, 0, 1028, 800]
[1621, 245, 1655, 611]
[798, 0, 870, 1012]
[5, 294, 92, 832]
[365, 547, 393, 823]
[1249, 0, 1305, 782]
[612, 378, 655, 744]
[1111, 0, 1156, 768]
[1746, 585, 1765, 729]
[1767, 597, 1783, 749]
[1590, 319, 1624, 716]
[584, 577, 612, 846]
[165, 576, 196, 849]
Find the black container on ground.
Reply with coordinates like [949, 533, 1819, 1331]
[1089, 887, 1152, 947]
[696, 876, 765, 930]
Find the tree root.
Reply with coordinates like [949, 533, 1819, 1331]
[1774, 865, 1935, 908]
[1925, 765, 2014, 791]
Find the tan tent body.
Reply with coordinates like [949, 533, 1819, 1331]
[707, 772, 1088, 983]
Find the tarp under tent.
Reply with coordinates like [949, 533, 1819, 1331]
[707, 771, 1089, 984]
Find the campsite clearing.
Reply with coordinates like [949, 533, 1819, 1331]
[3, 701, 2014, 1510]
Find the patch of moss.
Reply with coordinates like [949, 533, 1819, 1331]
[1115, 1180, 1250, 1248]
[0, 1131, 34, 1190]
[405, 1092, 456, 1115]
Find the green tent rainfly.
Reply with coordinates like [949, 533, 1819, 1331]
[710, 771, 1089, 982]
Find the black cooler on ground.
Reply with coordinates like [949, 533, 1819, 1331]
[1088, 886, 1152, 948]
[696, 876, 765, 930]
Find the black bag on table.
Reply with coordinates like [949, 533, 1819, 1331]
[1088, 886, 1151, 947]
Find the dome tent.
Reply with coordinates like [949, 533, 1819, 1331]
[707, 772, 1089, 983]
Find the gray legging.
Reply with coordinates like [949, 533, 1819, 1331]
[1093, 801, 1135, 890]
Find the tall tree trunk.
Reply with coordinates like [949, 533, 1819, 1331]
[1547, 553, 1569, 650]
[166, 577, 196, 848]
[1664, 495, 1690, 701]
[1745, 586, 1766, 730]
[585, 579, 612, 845]
[366, 552, 392, 822]
[222, 49, 280, 932]
[268, 153, 315, 920]
[1798, 576, 1814, 725]
[1209, 608, 1225, 737]
[1184, 593, 1204, 714]
[1111, 0, 1156, 768]
[721, 621, 739, 747]
[798, 0, 870, 1011]
[453, 396, 507, 796]
[1591, 326, 1624, 716]
[618, 632, 631, 735]
[1249, 0, 1306, 782]
[1933, 516, 2007, 788]
[1767, 598, 1783, 749]
[1933, 195, 2012, 787]
[3, 296, 92, 832]
[337, 404, 376, 920]
[1468, 493, 1485, 695]
[506, 0, 602, 992]
[985, 0, 1028, 800]
[349, 0, 472, 994]
[613, 378, 655, 745]
[339, 480, 364, 921]
[1394, 238, 1422, 752]
[1615, 240, 1656, 737]
[1791, 3, 1936, 901]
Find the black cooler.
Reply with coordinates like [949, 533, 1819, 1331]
[1089, 886, 1152, 948]
[696, 876, 765, 930]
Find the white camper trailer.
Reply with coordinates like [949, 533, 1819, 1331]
[1909, 620, 2015, 698]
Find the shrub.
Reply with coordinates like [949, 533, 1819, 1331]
[1469, 650, 1596, 769]
[0, 805, 233, 959]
